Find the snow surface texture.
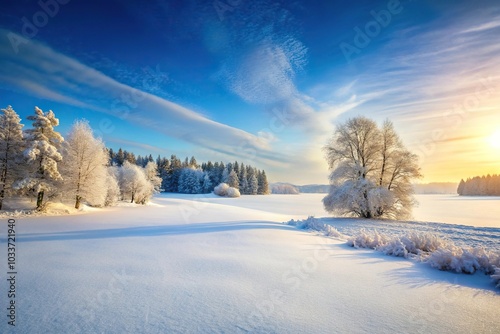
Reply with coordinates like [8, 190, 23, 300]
[412, 194, 500, 228]
[0, 194, 499, 333]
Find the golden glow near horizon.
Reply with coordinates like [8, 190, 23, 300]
[408, 102, 500, 184]
[489, 130, 500, 149]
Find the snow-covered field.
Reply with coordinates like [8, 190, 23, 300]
[0, 193, 499, 333]
[413, 194, 500, 228]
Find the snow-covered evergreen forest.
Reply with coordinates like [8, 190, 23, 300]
[0, 105, 269, 211]
[457, 174, 500, 196]
[108, 148, 270, 196]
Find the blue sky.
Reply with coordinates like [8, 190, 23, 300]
[1, 0, 500, 184]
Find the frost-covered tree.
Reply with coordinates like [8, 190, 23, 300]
[119, 161, 153, 204]
[115, 148, 125, 166]
[323, 117, 421, 219]
[202, 173, 212, 193]
[189, 156, 198, 168]
[257, 170, 270, 194]
[108, 148, 115, 166]
[0, 106, 24, 210]
[104, 167, 120, 206]
[60, 120, 108, 209]
[227, 170, 239, 189]
[221, 164, 231, 183]
[247, 167, 258, 195]
[457, 175, 500, 196]
[16, 107, 63, 209]
[124, 150, 136, 164]
[165, 154, 182, 192]
[178, 168, 203, 194]
[233, 161, 240, 177]
[144, 161, 162, 193]
[238, 163, 248, 194]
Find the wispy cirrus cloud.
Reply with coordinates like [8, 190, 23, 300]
[105, 137, 172, 155]
[210, 1, 323, 132]
[0, 29, 292, 166]
[460, 16, 500, 34]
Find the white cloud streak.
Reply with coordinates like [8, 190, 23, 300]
[0, 29, 293, 166]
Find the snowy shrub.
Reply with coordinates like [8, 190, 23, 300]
[427, 247, 500, 275]
[347, 230, 449, 256]
[377, 239, 409, 257]
[347, 229, 390, 249]
[226, 187, 241, 198]
[427, 247, 482, 274]
[214, 183, 240, 198]
[287, 216, 345, 238]
[401, 232, 447, 254]
[214, 183, 229, 196]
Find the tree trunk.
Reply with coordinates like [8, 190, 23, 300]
[75, 196, 81, 209]
[0, 165, 8, 211]
[36, 191, 44, 210]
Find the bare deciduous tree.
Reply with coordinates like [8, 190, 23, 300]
[323, 117, 421, 219]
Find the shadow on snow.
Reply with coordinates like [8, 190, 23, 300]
[10, 221, 295, 243]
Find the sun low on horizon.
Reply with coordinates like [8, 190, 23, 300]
[489, 129, 500, 150]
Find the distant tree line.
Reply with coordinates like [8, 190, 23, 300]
[271, 183, 299, 194]
[107, 148, 270, 196]
[457, 174, 500, 196]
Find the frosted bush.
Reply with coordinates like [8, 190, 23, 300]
[347, 229, 389, 249]
[428, 247, 480, 274]
[288, 216, 345, 238]
[378, 239, 408, 257]
[428, 247, 500, 275]
[214, 183, 229, 196]
[214, 183, 240, 198]
[400, 232, 447, 254]
[226, 187, 241, 198]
